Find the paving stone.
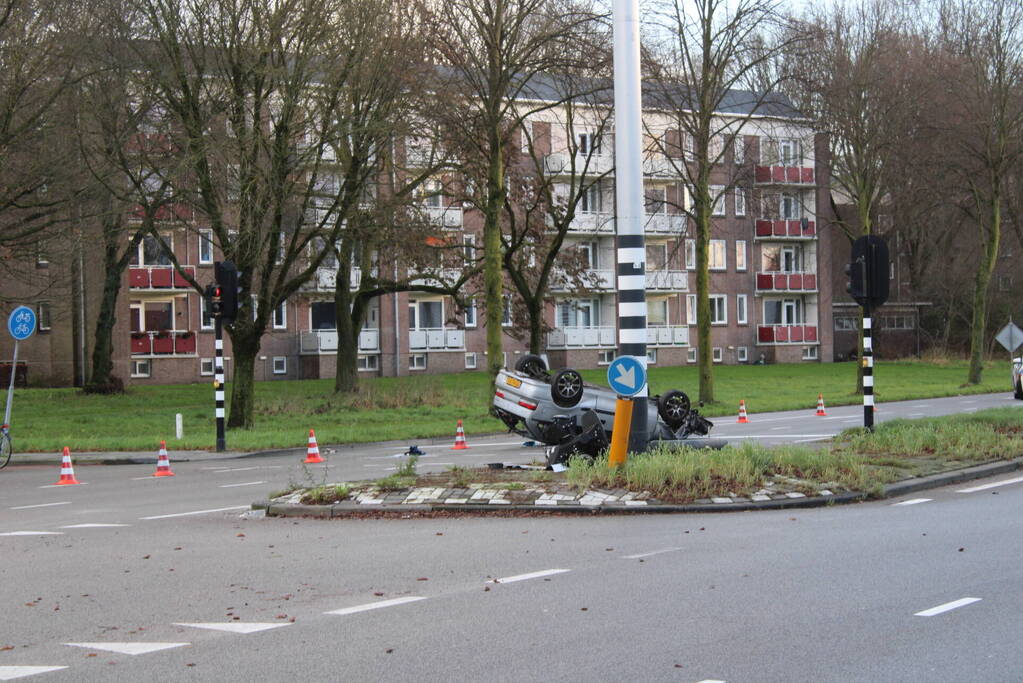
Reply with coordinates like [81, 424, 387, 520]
[731, 497, 751, 503]
[695, 498, 712, 505]
[711, 497, 733, 504]
[785, 492, 807, 499]
[819, 490, 834, 496]
[488, 499, 511, 505]
[470, 490, 486, 500]
[444, 498, 469, 504]
[624, 500, 648, 506]
[751, 494, 771, 502]
[558, 500, 580, 506]
[535, 499, 558, 506]
[771, 494, 788, 500]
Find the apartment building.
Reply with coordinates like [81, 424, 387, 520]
[0, 88, 832, 387]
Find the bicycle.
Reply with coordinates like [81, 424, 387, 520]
[0, 424, 11, 469]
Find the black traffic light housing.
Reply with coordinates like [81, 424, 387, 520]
[213, 260, 239, 321]
[847, 235, 889, 309]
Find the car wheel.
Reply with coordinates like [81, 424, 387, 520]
[1015, 377, 1023, 400]
[551, 369, 584, 408]
[658, 390, 691, 428]
[515, 354, 548, 380]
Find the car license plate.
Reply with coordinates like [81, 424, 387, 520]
[505, 376, 522, 388]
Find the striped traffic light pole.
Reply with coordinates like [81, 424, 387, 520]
[862, 306, 874, 432]
[214, 300, 226, 452]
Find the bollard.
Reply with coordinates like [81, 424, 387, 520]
[175, 413, 183, 440]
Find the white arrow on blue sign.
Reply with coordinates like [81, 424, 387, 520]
[607, 355, 646, 397]
[7, 306, 36, 341]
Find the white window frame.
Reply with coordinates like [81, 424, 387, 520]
[463, 234, 476, 263]
[272, 356, 287, 375]
[712, 347, 723, 363]
[735, 240, 747, 271]
[272, 300, 287, 329]
[735, 188, 747, 217]
[37, 303, 51, 331]
[710, 294, 727, 325]
[647, 298, 669, 327]
[198, 229, 214, 265]
[598, 350, 615, 366]
[578, 241, 598, 269]
[737, 346, 748, 362]
[779, 138, 800, 166]
[709, 239, 727, 270]
[736, 294, 748, 325]
[686, 294, 696, 325]
[357, 355, 379, 371]
[802, 346, 818, 360]
[781, 193, 800, 220]
[710, 185, 726, 217]
[734, 136, 745, 164]
[644, 186, 667, 215]
[131, 359, 151, 378]
[684, 239, 696, 270]
[502, 296, 513, 327]
[200, 358, 215, 376]
[201, 296, 214, 331]
[687, 348, 697, 363]
[646, 348, 657, 364]
[465, 352, 478, 369]
[581, 183, 602, 213]
[464, 300, 477, 328]
[409, 353, 427, 370]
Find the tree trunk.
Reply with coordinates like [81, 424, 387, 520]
[85, 255, 124, 392]
[695, 201, 714, 405]
[527, 296, 544, 355]
[967, 199, 1000, 385]
[484, 140, 506, 380]
[227, 329, 260, 429]
[334, 269, 359, 393]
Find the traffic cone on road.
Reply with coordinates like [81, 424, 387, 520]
[452, 420, 469, 450]
[152, 440, 175, 477]
[815, 393, 828, 417]
[303, 429, 324, 464]
[737, 400, 750, 424]
[53, 447, 81, 485]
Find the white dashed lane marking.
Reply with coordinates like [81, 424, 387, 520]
[324, 596, 427, 615]
[622, 548, 682, 559]
[10, 502, 71, 510]
[0, 531, 63, 536]
[139, 505, 249, 520]
[38, 483, 88, 489]
[64, 642, 189, 655]
[957, 475, 1023, 493]
[60, 523, 130, 528]
[915, 597, 981, 617]
[0, 666, 68, 680]
[218, 481, 267, 488]
[174, 622, 291, 634]
[891, 499, 932, 506]
[489, 568, 571, 584]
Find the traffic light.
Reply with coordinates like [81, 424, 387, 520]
[205, 284, 222, 317]
[847, 235, 890, 309]
[214, 260, 238, 321]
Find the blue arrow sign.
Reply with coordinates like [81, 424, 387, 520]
[7, 306, 36, 341]
[607, 355, 646, 397]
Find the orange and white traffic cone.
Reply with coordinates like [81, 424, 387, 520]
[152, 440, 175, 477]
[53, 447, 81, 485]
[303, 429, 324, 464]
[737, 400, 750, 424]
[815, 393, 828, 417]
[452, 419, 469, 450]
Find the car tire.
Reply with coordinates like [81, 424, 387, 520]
[515, 354, 548, 379]
[551, 369, 584, 408]
[1015, 377, 1023, 400]
[658, 390, 691, 428]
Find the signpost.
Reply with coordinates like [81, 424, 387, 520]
[995, 321, 1023, 354]
[607, 355, 646, 466]
[846, 236, 889, 432]
[5, 306, 36, 427]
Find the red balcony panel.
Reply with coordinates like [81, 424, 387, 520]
[173, 266, 195, 288]
[758, 326, 775, 343]
[803, 220, 816, 236]
[774, 273, 787, 289]
[801, 168, 814, 184]
[150, 267, 173, 288]
[152, 335, 174, 354]
[804, 274, 816, 290]
[775, 326, 790, 342]
[805, 326, 818, 342]
[787, 220, 802, 236]
[789, 273, 803, 289]
[790, 326, 804, 342]
[755, 220, 773, 236]
[755, 166, 772, 183]
[773, 220, 786, 236]
[756, 273, 773, 289]
[129, 268, 149, 288]
[131, 334, 151, 354]
[786, 167, 801, 183]
[771, 166, 786, 182]
[174, 333, 196, 354]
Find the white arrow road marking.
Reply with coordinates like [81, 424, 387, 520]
[10, 502, 70, 510]
[140, 505, 248, 520]
[64, 642, 189, 656]
[622, 547, 683, 559]
[891, 499, 932, 506]
[60, 523, 130, 528]
[325, 596, 427, 615]
[0, 531, 63, 536]
[218, 481, 267, 488]
[174, 622, 291, 634]
[488, 568, 571, 584]
[957, 475, 1023, 493]
[615, 365, 636, 389]
[915, 597, 981, 617]
[0, 666, 68, 680]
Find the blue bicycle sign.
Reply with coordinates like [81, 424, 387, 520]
[7, 306, 36, 341]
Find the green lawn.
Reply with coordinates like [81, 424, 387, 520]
[5, 359, 1009, 452]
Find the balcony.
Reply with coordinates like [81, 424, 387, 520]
[753, 165, 815, 185]
[546, 326, 616, 349]
[642, 157, 679, 178]
[644, 213, 687, 234]
[409, 328, 465, 351]
[565, 211, 615, 234]
[647, 325, 690, 346]
[129, 265, 197, 290]
[129, 203, 194, 223]
[646, 270, 688, 291]
[130, 330, 197, 356]
[754, 219, 817, 239]
[550, 269, 614, 292]
[425, 205, 463, 228]
[757, 325, 819, 344]
[302, 266, 363, 292]
[299, 329, 380, 354]
[755, 271, 817, 292]
[543, 152, 615, 177]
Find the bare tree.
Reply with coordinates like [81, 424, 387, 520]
[644, 0, 799, 404]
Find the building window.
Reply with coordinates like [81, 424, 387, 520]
[462, 234, 476, 264]
[802, 346, 818, 360]
[712, 347, 723, 363]
[131, 359, 151, 378]
[199, 230, 214, 264]
[646, 348, 657, 364]
[647, 298, 668, 326]
[357, 355, 379, 371]
[272, 357, 287, 375]
[764, 299, 803, 325]
[409, 299, 443, 330]
[578, 131, 601, 155]
[131, 234, 173, 266]
[409, 354, 427, 370]
[201, 296, 214, 330]
[710, 185, 726, 216]
[710, 294, 727, 324]
[581, 183, 602, 213]
[684, 239, 696, 270]
[465, 352, 478, 369]
[734, 136, 745, 164]
[502, 296, 513, 326]
[686, 294, 696, 325]
[736, 294, 747, 325]
[646, 243, 667, 270]
[709, 240, 726, 270]
[687, 348, 697, 363]
[272, 300, 287, 329]
[557, 299, 597, 328]
[881, 316, 915, 330]
[598, 350, 615, 365]
[464, 300, 477, 328]
[577, 241, 598, 269]
[37, 303, 51, 332]
[200, 358, 214, 376]
[735, 240, 747, 271]
[644, 186, 667, 214]
[835, 316, 858, 331]
[779, 138, 800, 165]
[735, 188, 747, 217]
[780, 193, 800, 220]
[737, 346, 748, 362]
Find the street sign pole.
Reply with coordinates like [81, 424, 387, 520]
[606, 356, 647, 465]
[862, 305, 874, 432]
[214, 301, 226, 452]
[5, 305, 36, 428]
[4, 339, 18, 426]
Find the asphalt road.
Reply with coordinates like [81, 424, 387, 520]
[1, 391, 1021, 682]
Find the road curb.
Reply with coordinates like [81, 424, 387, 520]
[253, 458, 1023, 518]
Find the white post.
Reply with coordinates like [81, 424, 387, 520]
[175, 413, 183, 440]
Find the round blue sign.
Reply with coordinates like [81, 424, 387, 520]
[8, 306, 36, 341]
[607, 355, 647, 397]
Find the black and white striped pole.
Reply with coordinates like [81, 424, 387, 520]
[612, 0, 648, 453]
[214, 311, 226, 451]
[847, 236, 888, 434]
[862, 306, 874, 431]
